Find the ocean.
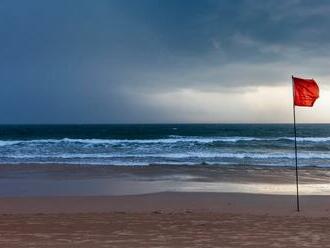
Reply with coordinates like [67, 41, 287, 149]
[0, 124, 329, 167]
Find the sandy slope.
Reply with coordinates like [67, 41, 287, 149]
[0, 192, 330, 247]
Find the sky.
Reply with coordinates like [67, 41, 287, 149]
[1, 0, 330, 124]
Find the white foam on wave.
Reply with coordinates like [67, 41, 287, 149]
[0, 136, 330, 147]
[0, 141, 22, 147]
[3, 151, 330, 160]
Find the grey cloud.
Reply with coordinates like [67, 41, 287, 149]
[0, 0, 329, 123]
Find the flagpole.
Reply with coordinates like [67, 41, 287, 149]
[292, 76, 300, 212]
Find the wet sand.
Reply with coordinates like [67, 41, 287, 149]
[1, 163, 330, 184]
[0, 163, 330, 196]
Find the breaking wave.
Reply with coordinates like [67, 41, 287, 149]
[1, 136, 330, 147]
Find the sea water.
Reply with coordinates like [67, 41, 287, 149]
[0, 124, 329, 167]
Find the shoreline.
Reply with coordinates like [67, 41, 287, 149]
[0, 162, 329, 182]
[0, 163, 329, 197]
[1, 162, 329, 169]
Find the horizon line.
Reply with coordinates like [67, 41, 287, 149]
[0, 122, 329, 125]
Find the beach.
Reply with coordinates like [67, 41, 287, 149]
[1, 193, 330, 247]
[1, 124, 330, 247]
[0, 164, 329, 247]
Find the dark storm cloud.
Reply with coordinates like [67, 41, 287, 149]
[0, 0, 330, 123]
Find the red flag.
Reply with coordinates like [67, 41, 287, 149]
[293, 76, 319, 107]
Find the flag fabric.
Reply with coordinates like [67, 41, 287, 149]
[293, 76, 319, 107]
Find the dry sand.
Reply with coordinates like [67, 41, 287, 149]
[1, 192, 330, 247]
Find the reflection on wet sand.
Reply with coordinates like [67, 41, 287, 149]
[0, 164, 329, 196]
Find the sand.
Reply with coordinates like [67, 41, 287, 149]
[0, 164, 329, 247]
[1, 192, 330, 247]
